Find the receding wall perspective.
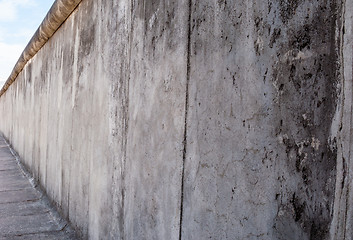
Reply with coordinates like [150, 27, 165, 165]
[0, 0, 352, 239]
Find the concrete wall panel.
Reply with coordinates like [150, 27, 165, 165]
[182, 0, 342, 239]
[123, 0, 188, 239]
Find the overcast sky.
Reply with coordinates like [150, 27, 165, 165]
[0, 0, 54, 86]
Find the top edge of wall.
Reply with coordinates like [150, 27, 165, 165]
[0, 0, 83, 97]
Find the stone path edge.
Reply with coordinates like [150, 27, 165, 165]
[0, 132, 78, 239]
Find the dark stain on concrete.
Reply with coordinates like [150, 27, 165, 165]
[291, 193, 306, 222]
[135, 0, 182, 60]
[277, 0, 303, 23]
[36, 52, 49, 95]
[310, 221, 329, 240]
[137, 0, 161, 22]
[79, 23, 96, 57]
[63, 35, 75, 87]
[270, 28, 282, 48]
[290, 24, 311, 50]
[26, 64, 32, 84]
[271, 0, 340, 238]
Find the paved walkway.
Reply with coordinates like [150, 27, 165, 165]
[0, 135, 76, 239]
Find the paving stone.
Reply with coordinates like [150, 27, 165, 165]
[0, 189, 40, 204]
[0, 162, 19, 171]
[0, 169, 26, 179]
[0, 230, 76, 240]
[0, 150, 16, 159]
[0, 178, 32, 192]
[0, 201, 49, 218]
[0, 213, 61, 235]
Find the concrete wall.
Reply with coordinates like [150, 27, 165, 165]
[0, 0, 352, 239]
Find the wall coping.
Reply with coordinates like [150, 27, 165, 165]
[0, 0, 82, 97]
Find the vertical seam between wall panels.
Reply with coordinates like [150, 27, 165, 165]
[332, 0, 347, 238]
[67, 113, 73, 224]
[179, 0, 192, 239]
[121, 1, 134, 239]
[342, 0, 350, 237]
[45, 76, 50, 192]
[341, 0, 347, 236]
[340, 4, 346, 238]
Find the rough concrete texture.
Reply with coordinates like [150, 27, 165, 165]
[0, 0, 352, 239]
[0, 135, 76, 239]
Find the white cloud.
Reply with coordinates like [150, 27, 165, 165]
[0, 0, 43, 85]
[0, 27, 6, 41]
[0, 2, 17, 21]
[12, 28, 34, 39]
[0, 41, 24, 80]
[0, 0, 35, 22]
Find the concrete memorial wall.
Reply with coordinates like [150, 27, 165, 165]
[0, 0, 352, 239]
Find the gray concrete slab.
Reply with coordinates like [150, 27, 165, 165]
[0, 213, 61, 235]
[0, 201, 49, 218]
[0, 179, 32, 192]
[0, 162, 20, 171]
[0, 136, 76, 239]
[0, 189, 40, 204]
[0, 151, 16, 159]
[0, 230, 76, 240]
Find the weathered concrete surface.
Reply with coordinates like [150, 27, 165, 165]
[123, 0, 188, 239]
[0, 0, 188, 238]
[0, 135, 76, 239]
[0, 0, 352, 239]
[182, 0, 343, 239]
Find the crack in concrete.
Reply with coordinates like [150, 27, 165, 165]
[178, 1, 192, 240]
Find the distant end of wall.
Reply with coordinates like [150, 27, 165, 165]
[0, 0, 82, 97]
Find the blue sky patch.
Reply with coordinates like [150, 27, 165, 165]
[0, 0, 54, 85]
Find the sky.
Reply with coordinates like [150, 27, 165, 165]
[0, 0, 54, 86]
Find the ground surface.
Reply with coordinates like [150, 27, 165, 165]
[0, 135, 76, 239]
